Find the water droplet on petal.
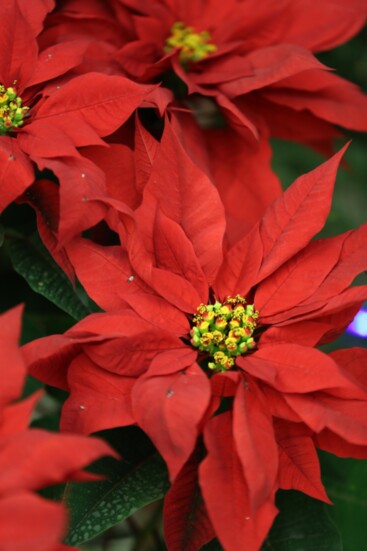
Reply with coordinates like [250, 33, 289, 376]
[81, 173, 86, 178]
[166, 389, 174, 398]
[8, 154, 15, 160]
[56, 85, 61, 90]
[127, 275, 135, 283]
[245, 516, 251, 520]
[79, 405, 86, 410]
[47, 53, 53, 59]
[82, 195, 89, 201]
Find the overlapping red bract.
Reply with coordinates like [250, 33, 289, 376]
[114, 0, 367, 140]
[0, 0, 154, 248]
[0, 306, 116, 551]
[112, 0, 366, 235]
[28, 0, 367, 241]
[25, 135, 367, 550]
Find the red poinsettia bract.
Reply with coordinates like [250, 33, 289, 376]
[0, 0, 154, 245]
[38, 0, 367, 239]
[68, 0, 367, 236]
[25, 135, 367, 550]
[0, 306, 116, 550]
[115, 0, 367, 146]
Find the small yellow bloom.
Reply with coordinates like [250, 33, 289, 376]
[164, 21, 217, 65]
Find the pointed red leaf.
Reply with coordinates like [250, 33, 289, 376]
[239, 344, 362, 394]
[315, 429, 367, 459]
[0, 429, 116, 493]
[164, 446, 215, 551]
[0, 493, 66, 551]
[259, 320, 333, 348]
[126, 203, 208, 313]
[217, 144, 348, 297]
[34, 73, 154, 141]
[220, 44, 326, 97]
[134, 116, 159, 192]
[280, 285, 367, 326]
[17, 0, 55, 35]
[60, 354, 136, 434]
[0, 391, 42, 438]
[0, 137, 34, 212]
[214, 223, 264, 300]
[28, 40, 89, 87]
[142, 120, 226, 284]
[200, 411, 277, 551]
[275, 421, 331, 503]
[285, 393, 367, 447]
[205, 128, 281, 246]
[255, 232, 348, 319]
[267, 71, 367, 132]
[308, 223, 367, 302]
[330, 348, 367, 389]
[0, 0, 38, 88]
[83, 143, 140, 208]
[132, 351, 210, 480]
[66, 238, 190, 335]
[259, 143, 347, 276]
[233, 380, 278, 512]
[18, 121, 79, 159]
[0, 305, 25, 406]
[283, 0, 367, 52]
[34, 156, 107, 245]
[23, 333, 78, 391]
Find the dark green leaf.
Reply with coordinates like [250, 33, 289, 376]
[321, 453, 367, 551]
[201, 491, 342, 551]
[64, 427, 169, 546]
[64, 454, 169, 546]
[9, 234, 90, 321]
[262, 491, 342, 551]
[201, 539, 223, 550]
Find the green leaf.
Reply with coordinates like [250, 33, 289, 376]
[262, 491, 342, 551]
[321, 452, 367, 551]
[0, 224, 4, 247]
[201, 491, 342, 551]
[64, 428, 170, 546]
[201, 539, 223, 550]
[9, 234, 90, 321]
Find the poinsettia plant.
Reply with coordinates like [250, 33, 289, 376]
[0, 1, 366, 550]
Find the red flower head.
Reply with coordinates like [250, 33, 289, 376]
[0, 306, 117, 550]
[50, 0, 367, 238]
[25, 130, 367, 550]
[0, 0, 154, 246]
[114, 0, 367, 146]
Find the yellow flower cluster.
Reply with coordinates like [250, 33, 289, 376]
[0, 85, 29, 135]
[190, 295, 258, 372]
[164, 21, 217, 64]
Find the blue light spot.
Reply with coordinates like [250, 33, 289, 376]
[347, 308, 367, 338]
